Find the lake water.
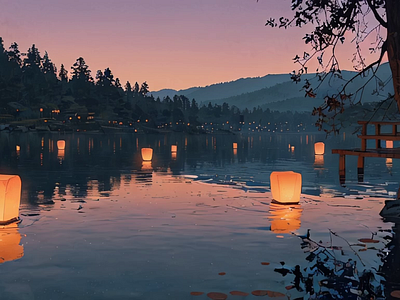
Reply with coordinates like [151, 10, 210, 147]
[0, 132, 398, 299]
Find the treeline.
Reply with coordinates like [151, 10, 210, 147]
[0, 38, 318, 130]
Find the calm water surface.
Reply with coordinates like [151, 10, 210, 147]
[0, 132, 398, 299]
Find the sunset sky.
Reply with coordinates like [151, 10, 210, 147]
[0, 0, 381, 91]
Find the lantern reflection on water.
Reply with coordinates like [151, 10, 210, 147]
[141, 148, 153, 161]
[314, 142, 325, 155]
[0, 222, 24, 263]
[57, 149, 65, 161]
[0, 175, 21, 224]
[314, 155, 324, 167]
[171, 145, 177, 153]
[270, 171, 302, 204]
[57, 140, 66, 150]
[269, 203, 303, 233]
[386, 158, 393, 170]
[171, 152, 177, 160]
[386, 141, 393, 148]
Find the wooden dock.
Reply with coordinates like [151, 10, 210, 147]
[332, 121, 400, 185]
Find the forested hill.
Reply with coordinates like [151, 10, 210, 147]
[150, 74, 293, 102]
[151, 63, 393, 112]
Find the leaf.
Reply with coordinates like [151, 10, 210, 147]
[230, 291, 249, 296]
[207, 292, 228, 300]
[218, 272, 226, 276]
[267, 290, 286, 297]
[251, 290, 268, 296]
[190, 292, 204, 296]
[261, 262, 270, 265]
[358, 238, 379, 243]
[391, 290, 400, 298]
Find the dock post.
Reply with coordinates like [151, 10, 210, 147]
[339, 154, 346, 185]
[375, 124, 381, 148]
[357, 156, 364, 182]
[361, 123, 367, 151]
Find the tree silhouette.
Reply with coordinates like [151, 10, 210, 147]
[59, 64, 68, 82]
[71, 57, 92, 82]
[265, 0, 399, 132]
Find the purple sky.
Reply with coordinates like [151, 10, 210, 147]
[0, 0, 382, 91]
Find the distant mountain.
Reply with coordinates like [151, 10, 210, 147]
[149, 74, 292, 102]
[150, 63, 393, 112]
[210, 63, 394, 111]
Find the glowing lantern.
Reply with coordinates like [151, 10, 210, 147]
[314, 142, 325, 155]
[171, 145, 177, 153]
[269, 203, 303, 233]
[233, 143, 238, 149]
[141, 148, 153, 161]
[0, 175, 21, 224]
[386, 141, 393, 148]
[16, 145, 20, 152]
[0, 223, 24, 264]
[270, 171, 302, 204]
[57, 140, 66, 150]
[291, 146, 295, 151]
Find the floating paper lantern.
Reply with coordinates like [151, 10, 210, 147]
[57, 140, 66, 150]
[16, 145, 20, 152]
[386, 141, 393, 148]
[269, 203, 302, 233]
[0, 175, 21, 224]
[270, 171, 302, 204]
[291, 146, 295, 151]
[141, 148, 153, 161]
[233, 143, 238, 149]
[0, 223, 24, 264]
[171, 145, 177, 153]
[314, 142, 325, 155]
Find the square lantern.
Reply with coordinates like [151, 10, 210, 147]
[16, 145, 20, 151]
[314, 142, 325, 155]
[141, 148, 153, 161]
[0, 175, 21, 224]
[233, 143, 238, 149]
[386, 141, 393, 148]
[171, 145, 177, 153]
[270, 171, 302, 204]
[57, 140, 66, 150]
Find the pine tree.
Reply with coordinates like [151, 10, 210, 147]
[7, 42, 22, 66]
[71, 57, 92, 82]
[42, 51, 56, 74]
[59, 64, 68, 82]
[139, 81, 149, 96]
